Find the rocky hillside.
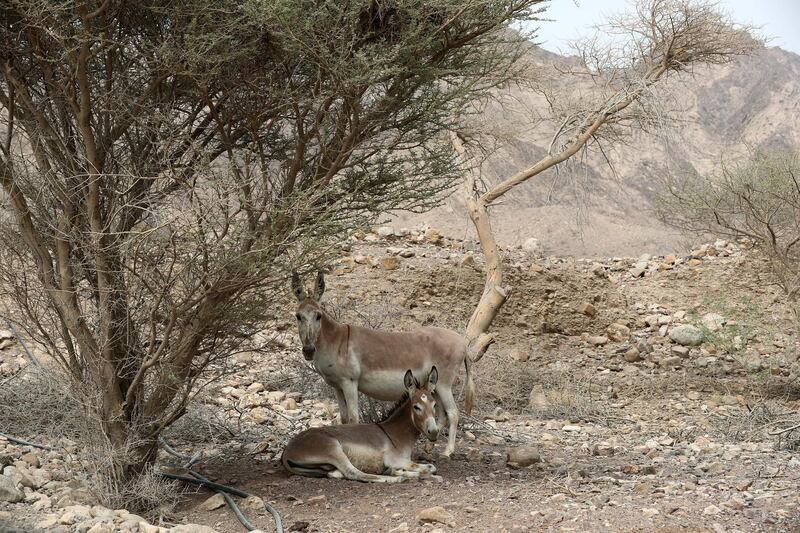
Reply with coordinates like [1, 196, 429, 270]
[394, 46, 800, 257]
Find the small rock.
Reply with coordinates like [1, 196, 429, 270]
[703, 504, 722, 515]
[0, 474, 23, 503]
[198, 493, 226, 511]
[587, 336, 608, 346]
[416, 506, 454, 527]
[380, 256, 401, 271]
[624, 347, 641, 362]
[281, 398, 298, 410]
[506, 446, 541, 467]
[669, 325, 704, 346]
[376, 226, 395, 238]
[630, 265, 647, 277]
[424, 229, 442, 245]
[578, 302, 596, 317]
[459, 255, 475, 268]
[20, 452, 40, 468]
[606, 323, 631, 342]
[671, 345, 690, 358]
[701, 313, 726, 332]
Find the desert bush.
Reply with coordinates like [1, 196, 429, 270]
[478, 352, 614, 423]
[658, 150, 800, 327]
[0, 366, 86, 440]
[0, 365, 181, 517]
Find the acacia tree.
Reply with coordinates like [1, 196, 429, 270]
[0, 0, 543, 483]
[454, 0, 762, 361]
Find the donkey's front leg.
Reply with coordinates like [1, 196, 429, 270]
[341, 379, 360, 424]
[333, 386, 349, 424]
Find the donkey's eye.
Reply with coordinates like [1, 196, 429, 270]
[315, 312, 322, 321]
[295, 313, 301, 321]
[413, 404, 422, 413]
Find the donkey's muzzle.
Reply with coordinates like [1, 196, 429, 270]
[426, 429, 439, 442]
[302, 346, 316, 360]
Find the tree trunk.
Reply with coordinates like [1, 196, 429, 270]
[452, 132, 510, 361]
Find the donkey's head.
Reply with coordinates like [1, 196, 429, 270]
[292, 271, 326, 360]
[404, 366, 439, 441]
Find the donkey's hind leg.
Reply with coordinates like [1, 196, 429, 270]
[438, 385, 459, 457]
[328, 444, 402, 483]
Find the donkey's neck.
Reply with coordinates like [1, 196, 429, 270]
[379, 402, 420, 451]
[319, 313, 349, 351]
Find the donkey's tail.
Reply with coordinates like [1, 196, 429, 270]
[464, 352, 475, 416]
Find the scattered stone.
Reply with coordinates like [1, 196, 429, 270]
[416, 506, 454, 527]
[376, 226, 395, 238]
[606, 323, 631, 342]
[506, 446, 541, 467]
[198, 493, 226, 511]
[671, 345, 690, 358]
[424, 229, 442, 245]
[624, 347, 641, 362]
[0, 474, 23, 503]
[281, 398, 298, 411]
[701, 313, 726, 332]
[380, 256, 401, 271]
[703, 504, 722, 516]
[587, 336, 608, 346]
[578, 302, 596, 317]
[629, 265, 646, 278]
[669, 325, 704, 346]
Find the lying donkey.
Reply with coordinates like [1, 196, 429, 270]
[282, 367, 439, 482]
[292, 271, 474, 456]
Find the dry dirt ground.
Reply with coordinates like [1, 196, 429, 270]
[2, 229, 800, 533]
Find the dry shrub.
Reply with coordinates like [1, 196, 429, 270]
[0, 365, 182, 517]
[166, 399, 256, 446]
[478, 353, 615, 424]
[91, 462, 183, 520]
[0, 366, 85, 440]
[712, 392, 800, 450]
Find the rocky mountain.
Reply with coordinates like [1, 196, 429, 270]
[394, 46, 800, 257]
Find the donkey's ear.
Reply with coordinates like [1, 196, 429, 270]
[313, 271, 326, 301]
[403, 369, 416, 391]
[291, 271, 306, 301]
[427, 366, 438, 391]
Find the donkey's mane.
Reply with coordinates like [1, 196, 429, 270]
[377, 391, 410, 424]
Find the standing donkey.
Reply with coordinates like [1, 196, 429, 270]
[292, 271, 474, 456]
[282, 367, 439, 482]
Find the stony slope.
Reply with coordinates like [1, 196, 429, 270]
[394, 46, 800, 257]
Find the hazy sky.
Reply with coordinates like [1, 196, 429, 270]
[532, 0, 800, 55]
